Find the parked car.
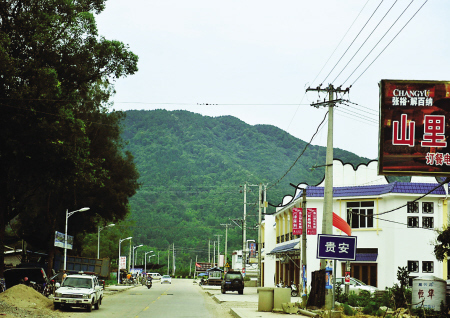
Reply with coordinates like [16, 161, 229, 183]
[53, 273, 103, 311]
[161, 275, 172, 284]
[335, 277, 377, 294]
[221, 270, 244, 294]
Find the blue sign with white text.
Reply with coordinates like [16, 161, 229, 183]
[316, 234, 357, 261]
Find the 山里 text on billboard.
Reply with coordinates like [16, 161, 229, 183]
[379, 79, 450, 176]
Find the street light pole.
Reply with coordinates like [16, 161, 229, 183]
[132, 244, 143, 273]
[64, 207, 90, 271]
[118, 237, 132, 284]
[97, 224, 115, 259]
[144, 251, 154, 273]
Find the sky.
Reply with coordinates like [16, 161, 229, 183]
[95, 0, 449, 160]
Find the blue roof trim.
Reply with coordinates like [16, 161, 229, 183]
[355, 253, 378, 262]
[294, 182, 445, 200]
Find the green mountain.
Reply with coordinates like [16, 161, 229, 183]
[121, 109, 370, 274]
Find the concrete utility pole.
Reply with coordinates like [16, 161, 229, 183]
[242, 183, 247, 272]
[173, 243, 175, 276]
[167, 245, 170, 275]
[214, 234, 222, 267]
[306, 83, 349, 309]
[220, 223, 231, 271]
[128, 240, 132, 272]
[208, 240, 211, 264]
[257, 183, 263, 287]
[301, 186, 307, 306]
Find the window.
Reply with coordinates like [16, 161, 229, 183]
[423, 202, 434, 213]
[422, 217, 434, 229]
[346, 201, 374, 229]
[408, 276, 418, 287]
[407, 202, 419, 213]
[408, 260, 419, 273]
[407, 216, 419, 228]
[423, 261, 434, 273]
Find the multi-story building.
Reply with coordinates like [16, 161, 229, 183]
[261, 159, 448, 290]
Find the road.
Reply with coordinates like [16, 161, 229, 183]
[59, 279, 233, 318]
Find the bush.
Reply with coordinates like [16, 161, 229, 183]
[343, 303, 355, 316]
[363, 301, 380, 315]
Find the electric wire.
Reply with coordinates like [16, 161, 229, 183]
[267, 111, 329, 191]
[341, 0, 416, 86]
[331, 0, 398, 84]
[321, 0, 385, 85]
[310, 0, 371, 86]
[350, 0, 429, 86]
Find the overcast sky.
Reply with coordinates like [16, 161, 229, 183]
[95, 0, 448, 160]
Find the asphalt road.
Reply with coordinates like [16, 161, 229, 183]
[58, 279, 232, 318]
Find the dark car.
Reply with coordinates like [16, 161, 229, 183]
[221, 270, 244, 294]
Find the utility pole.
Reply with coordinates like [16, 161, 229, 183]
[301, 186, 307, 306]
[306, 83, 349, 309]
[220, 223, 231, 272]
[167, 245, 170, 275]
[208, 240, 211, 264]
[214, 234, 222, 267]
[195, 255, 198, 278]
[172, 243, 175, 276]
[158, 251, 160, 264]
[242, 183, 247, 273]
[257, 183, 263, 287]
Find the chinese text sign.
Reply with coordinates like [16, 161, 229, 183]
[316, 234, 357, 261]
[379, 79, 450, 176]
[307, 208, 317, 235]
[292, 208, 302, 235]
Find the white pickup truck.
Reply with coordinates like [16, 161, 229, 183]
[53, 273, 103, 312]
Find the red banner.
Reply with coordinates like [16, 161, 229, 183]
[292, 208, 302, 235]
[306, 208, 317, 235]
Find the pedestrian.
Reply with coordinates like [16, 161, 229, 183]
[62, 270, 67, 281]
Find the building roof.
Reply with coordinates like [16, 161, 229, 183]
[294, 182, 446, 200]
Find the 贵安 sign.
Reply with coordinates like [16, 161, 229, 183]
[379, 79, 450, 176]
[316, 234, 357, 261]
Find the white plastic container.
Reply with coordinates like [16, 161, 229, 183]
[412, 275, 446, 311]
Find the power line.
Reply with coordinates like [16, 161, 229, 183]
[331, 0, 399, 84]
[350, 0, 428, 86]
[321, 0, 385, 85]
[341, 0, 416, 85]
[310, 0, 371, 87]
[267, 110, 329, 191]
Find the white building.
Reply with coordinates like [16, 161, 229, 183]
[261, 159, 448, 290]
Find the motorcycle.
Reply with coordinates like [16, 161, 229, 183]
[146, 279, 153, 289]
[199, 278, 206, 286]
[290, 282, 299, 297]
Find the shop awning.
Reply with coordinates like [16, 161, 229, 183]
[267, 239, 300, 255]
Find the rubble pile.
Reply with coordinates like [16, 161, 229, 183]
[0, 284, 61, 318]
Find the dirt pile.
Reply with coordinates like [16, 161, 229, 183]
[0, 284, 61, 318]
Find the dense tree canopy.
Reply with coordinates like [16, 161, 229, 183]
[0, 0, 139, 274]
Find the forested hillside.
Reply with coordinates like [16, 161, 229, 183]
[119, 109, 370, 274]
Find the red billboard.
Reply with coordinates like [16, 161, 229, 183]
[306, 208, 317, 235]
[379, 79, 450, 176]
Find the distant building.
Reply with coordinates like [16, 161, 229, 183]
[261, 159, 448, 290]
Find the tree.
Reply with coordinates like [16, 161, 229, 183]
[433, 226, 450, 262]
[0, 0, 139, 274]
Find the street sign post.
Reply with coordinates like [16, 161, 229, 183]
[316, 234, 357, 261]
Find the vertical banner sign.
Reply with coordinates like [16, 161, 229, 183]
[379, 79, 450, 176]
[306, 208, 317, 235]
[119, 256, 127, 270]
[292, 208, 302, 235]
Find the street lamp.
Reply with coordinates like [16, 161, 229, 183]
[64, 207, 90, 271]
[132, 244, 143, 273]
[118, 236, 132, 284]
[144, 251, 154, 273]
[97, 224, 115, 259]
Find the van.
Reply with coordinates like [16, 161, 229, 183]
[148, 273, 161, 280]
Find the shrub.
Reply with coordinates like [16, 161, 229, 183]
[362, 301, 380, 315]
[343, 303, 354, 316]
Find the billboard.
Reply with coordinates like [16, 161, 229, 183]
[292, 208, 302, 235]
[54, 231, 73, 250]
[379, 79, 450, 176]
